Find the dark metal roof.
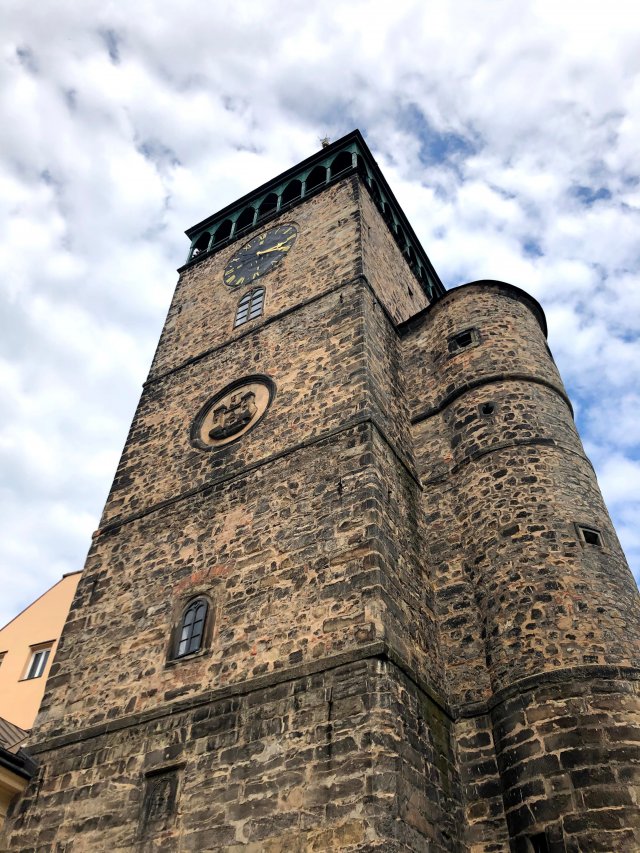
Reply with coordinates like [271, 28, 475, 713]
[180, 129, 445, 303]
[0, 716, 28, 751]
[0, 745, 37, 782]
[0, 717, 37, 782]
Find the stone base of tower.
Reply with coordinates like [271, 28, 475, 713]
[489, 668, 640, 853]
[3, 653, 465, 852]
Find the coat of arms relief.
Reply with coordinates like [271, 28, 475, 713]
[193, 377, 274, 449]
[208, 391, 257, 441]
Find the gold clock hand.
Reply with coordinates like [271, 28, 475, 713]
[256, 242, 288, 255]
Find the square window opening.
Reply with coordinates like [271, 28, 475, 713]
[448, 328, 479, 353]
[576, 523, 603, 547]
[581, 527, 602, 546]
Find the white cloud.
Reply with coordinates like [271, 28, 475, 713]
[2, 0, 640, 626]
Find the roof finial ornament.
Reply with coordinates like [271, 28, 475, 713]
[320, 135, 331, 148]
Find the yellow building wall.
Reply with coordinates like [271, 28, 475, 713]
[0, 572, 81, 729]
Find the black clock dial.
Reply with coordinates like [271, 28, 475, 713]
[223, 224, 297, 287]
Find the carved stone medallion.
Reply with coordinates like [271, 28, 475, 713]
[192, 376, 275, 450]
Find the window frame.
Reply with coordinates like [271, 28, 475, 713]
[234, 287, 265, 329]
[23, 643, 54, 680]
[167, 596, 213, 664]
[447, 327, 480, 355]
[575, 523, 605, 548]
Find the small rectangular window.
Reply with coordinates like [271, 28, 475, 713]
[24, 644, 52, 680]
[448, 328, 479, 353]
[0, 651, 5, 669]
[576, 524, 603, 547]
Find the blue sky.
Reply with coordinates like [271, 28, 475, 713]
[1, 0, 640, 626]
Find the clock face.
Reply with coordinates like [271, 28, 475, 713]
[223, 224, 297, 287]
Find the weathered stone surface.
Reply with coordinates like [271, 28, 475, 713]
[4, 660, 462, 852]
[4, 167, 640, 853]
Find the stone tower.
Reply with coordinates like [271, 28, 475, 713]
[4, 131, 640, 852]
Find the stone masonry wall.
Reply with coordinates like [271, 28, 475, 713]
[403, 283, 640, 699]
[3, 171, 467, 853]
[102, 282, 369, 526]
[5, 166, 640, 853]
[492, 673, 640, 852]
[150, 178, 362, 379]
[39, 424, 382, 735]
[403, 281, 640, 852]
[359, 183, 430, 324]
[6, 659, 463, 853]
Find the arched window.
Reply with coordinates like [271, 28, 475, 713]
[191, 231, 210, 258]
[281, 179, 302, 205]
[257, 193, 278, 220]
[305, 165, 327, 192]
[234, 288, 265, 328]
[235, 206, 256, 232]
[381, 201, 393, 225]
[356, 154, 369, 181]
[212, 219, 232, 247]
[175, 598, 208, 658]
[330, 150, 353, 177]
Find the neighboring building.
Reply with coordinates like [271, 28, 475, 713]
[0, 572, 81, 730]
[4, 131, 640, 851]
[0, 718, 36, 831]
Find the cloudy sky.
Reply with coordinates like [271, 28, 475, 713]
[2, 0, 640, 627]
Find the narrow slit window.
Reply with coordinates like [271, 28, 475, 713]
[176, 599, 208, 658]
[234, 288, 264, 328]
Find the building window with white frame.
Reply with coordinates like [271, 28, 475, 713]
[24, 644, 53, 680]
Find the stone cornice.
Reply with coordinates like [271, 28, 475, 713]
[26, 644, 640, 756]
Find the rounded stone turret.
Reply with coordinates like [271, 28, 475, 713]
[404, 281, 640, 851]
